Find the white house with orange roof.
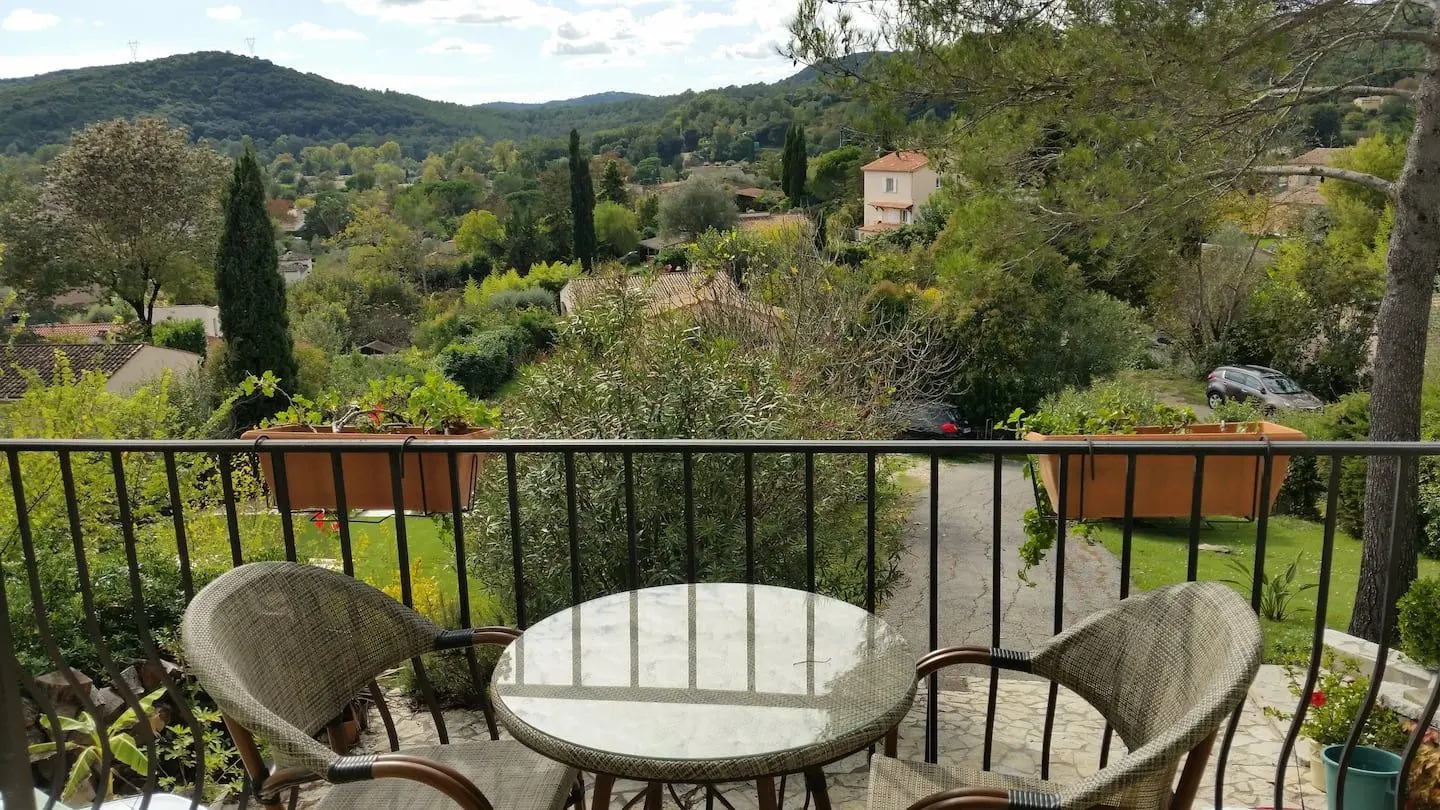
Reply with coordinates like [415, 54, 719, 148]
[858, 151, 940, 237]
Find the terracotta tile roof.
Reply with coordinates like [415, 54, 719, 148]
[0, 344, 144, 400]
[561, 272, 738, 314]
[733, 187, 766, 198]
[868, 200, 914, 210]
[862, 151, 928, 173]
[737, 212, 809, 231]
[1292, 147, 1344, 166]
[24, 322, 122, 341]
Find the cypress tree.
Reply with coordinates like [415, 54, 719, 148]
[569, 130, 597, 272]
[786, 124, 808, 204]
[781, 126, 797, 199]
[215, 149, 298, 427]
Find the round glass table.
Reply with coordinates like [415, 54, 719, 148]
[491, 583, 915, 810]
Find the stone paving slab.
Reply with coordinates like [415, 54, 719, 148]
[291, 665, 1323, 810]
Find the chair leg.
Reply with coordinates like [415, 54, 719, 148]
[570, 773, 587, 810]
[757, 777, 779, 810]
[592, 773, 616, 810]
[643, 782, 663, 810]
[803, 767, 831, 810]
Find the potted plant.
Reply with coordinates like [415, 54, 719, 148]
[1267, 653, 1412, 796]
[1014, 384, 1306, 520]
[240, 372, 500, 513]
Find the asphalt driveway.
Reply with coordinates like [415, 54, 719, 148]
[880, 458, 1122, 680]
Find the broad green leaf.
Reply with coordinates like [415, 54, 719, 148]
[62, 746, 98, 801]
[110, 733, 149, 775]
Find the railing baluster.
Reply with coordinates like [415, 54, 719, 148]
[1041, 451, 1068, 781]
[745, 450, 756, 585]
[331, 450, 354, 577]
[270, 449, 297, 561]
[162, 452, 194, 600]
[926, 453, 940, 764]
[0, 551, 38, 810]
[866, 451, 877, 614]
[1275, 453, 1341, 810]
[624, 451, 638, 590]
[805, 452, 815, 593]
[1217, 448, 1276, 809]
[1187, 454, 1206, 581]
[218, 452, 243, 565]
[1100, 453, 1138, 769]
[446, 451, 492, 740]
[506, 450, 527, 628]
[983, 452, 1002, 771]
[1333, 456, 1411, 810]
[388, 449, 447, 744]
[683, 450, 696, 583]
[565, 450, 581, 605]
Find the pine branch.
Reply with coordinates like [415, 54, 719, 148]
[1254, 84, 1415, 103]
[1243, 165, 1396, 197]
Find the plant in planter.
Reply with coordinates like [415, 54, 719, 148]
[1267, 652, 1412, 797]
[240, 371, 501, 513]
[1409, 722, 1440, 810]
[1399, 577, 1440, 669]
[1009, 382, 1306, 576]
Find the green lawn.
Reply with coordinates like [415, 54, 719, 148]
[1093, 516, 1440, 661]
[292, 515, 501, 621]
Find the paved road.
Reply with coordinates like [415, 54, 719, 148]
[880, 458, 1122, 681]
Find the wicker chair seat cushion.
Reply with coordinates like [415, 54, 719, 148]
[314, 741, 576, 810]
[867, 757, 1057, 810]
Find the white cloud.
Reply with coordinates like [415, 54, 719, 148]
[281, 21, 368, 41]
[419, 37, 493, 57]
[2, 8, 60, 32]
[207, 5, 244, 21]
[550, 39, 613, 55]
[714, 31, 783, 60]
[0, 45, 190, 79]
[555, 21, 585, 40]
[323, 0, 548, 29]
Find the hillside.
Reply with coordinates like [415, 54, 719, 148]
[0, 51, 834, 157]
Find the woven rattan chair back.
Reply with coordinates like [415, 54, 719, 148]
[1032, 581, 1262, 808]
[183, 561, 442, 771]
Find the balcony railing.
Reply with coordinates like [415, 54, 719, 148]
[0, 436, 1437, 810]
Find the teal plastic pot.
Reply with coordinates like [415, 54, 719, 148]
[1321, 743, 1403, 810]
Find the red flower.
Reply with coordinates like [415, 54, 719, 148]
[369, 408, 384, 428]
[1310, 691, 1327, 708]
[941, 422, 958, 435]
[312, 510, 328, 531]
[329, 521, 340, 532]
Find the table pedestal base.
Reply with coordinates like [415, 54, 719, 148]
[585, 768, 831, 810]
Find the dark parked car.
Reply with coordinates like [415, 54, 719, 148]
[1205, 365, 1323, 412]
[889, 401, 976, 439]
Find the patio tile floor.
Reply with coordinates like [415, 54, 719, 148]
[296, 665, 1320, 809]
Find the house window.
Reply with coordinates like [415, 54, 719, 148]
[901, 210, 912, 224]
[884, 177, 896, 193]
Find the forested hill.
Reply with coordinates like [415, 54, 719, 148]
[0, 51, 864, 157]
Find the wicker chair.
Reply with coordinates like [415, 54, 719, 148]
[181, 561, 578, 810]
[870, 581, 1263, 810]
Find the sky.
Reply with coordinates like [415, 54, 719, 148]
[0, 0, 809, 103]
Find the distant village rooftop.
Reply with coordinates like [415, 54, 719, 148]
[862, 151, 928, 173]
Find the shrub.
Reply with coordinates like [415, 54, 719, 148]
[466, 290, 905, 621]
[514, 309, 559, 354]
[487, 288, 556, 312]
[152, 318, 208, 357]
[439, 327, 527, 398]
[526, 261, 580, 295]
[594, 201, 640, 257]
[1271, 653, 1413, 750]
[655, 246, 689, 268]
[1399, 577, 1440, 667]
[658, 177, 739, 236]
[478, 269, 531, 300]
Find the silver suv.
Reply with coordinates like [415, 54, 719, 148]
[1205, 365, 1322, 412]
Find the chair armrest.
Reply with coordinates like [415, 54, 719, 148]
[909, 786, 1061, 810]
[883, 647, 1032, 756]
[916, 647, 1032, 680]
[326, 753, 494, 810]
[435, 626, 522, 650]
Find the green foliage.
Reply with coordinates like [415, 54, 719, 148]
[1222, 552, 1319, 621]
[152, 318, 208, 357]
[594, 201, 640, 257]
[1398, 577, 1440, 668]
[288, 259, 423, 351]
[453, 209, 505, 258]
[216, 150, 298, 426]
[525, 261, 581, 294]
[599, 160, 629, 206]
[467, 289, 904, 619]
[157, 703, 246, 802]
[253, 370, 499, 433]
[569, 130, 597, 271]
[439, 328, 528, 399]
[810, 146, 864, 204]
[30, 688, 166, 801]
[504, 205, 545, 276]
[781, 123, 808, 202]
[1270, 653, 1413, 750]
[658, 177, 740, 236]
[487, 288, 557, 312]
[1009, 381, 1197, 437]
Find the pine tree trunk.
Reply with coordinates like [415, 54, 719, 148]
[1349, 38, 1440, 642]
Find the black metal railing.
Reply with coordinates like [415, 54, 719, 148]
[0, 436, 1436, 810]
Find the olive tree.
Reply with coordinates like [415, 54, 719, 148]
[657, 177, 739, 237]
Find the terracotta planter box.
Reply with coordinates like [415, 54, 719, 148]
[241, 426, 497, 514]
[1024, 421, 1306, 520]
